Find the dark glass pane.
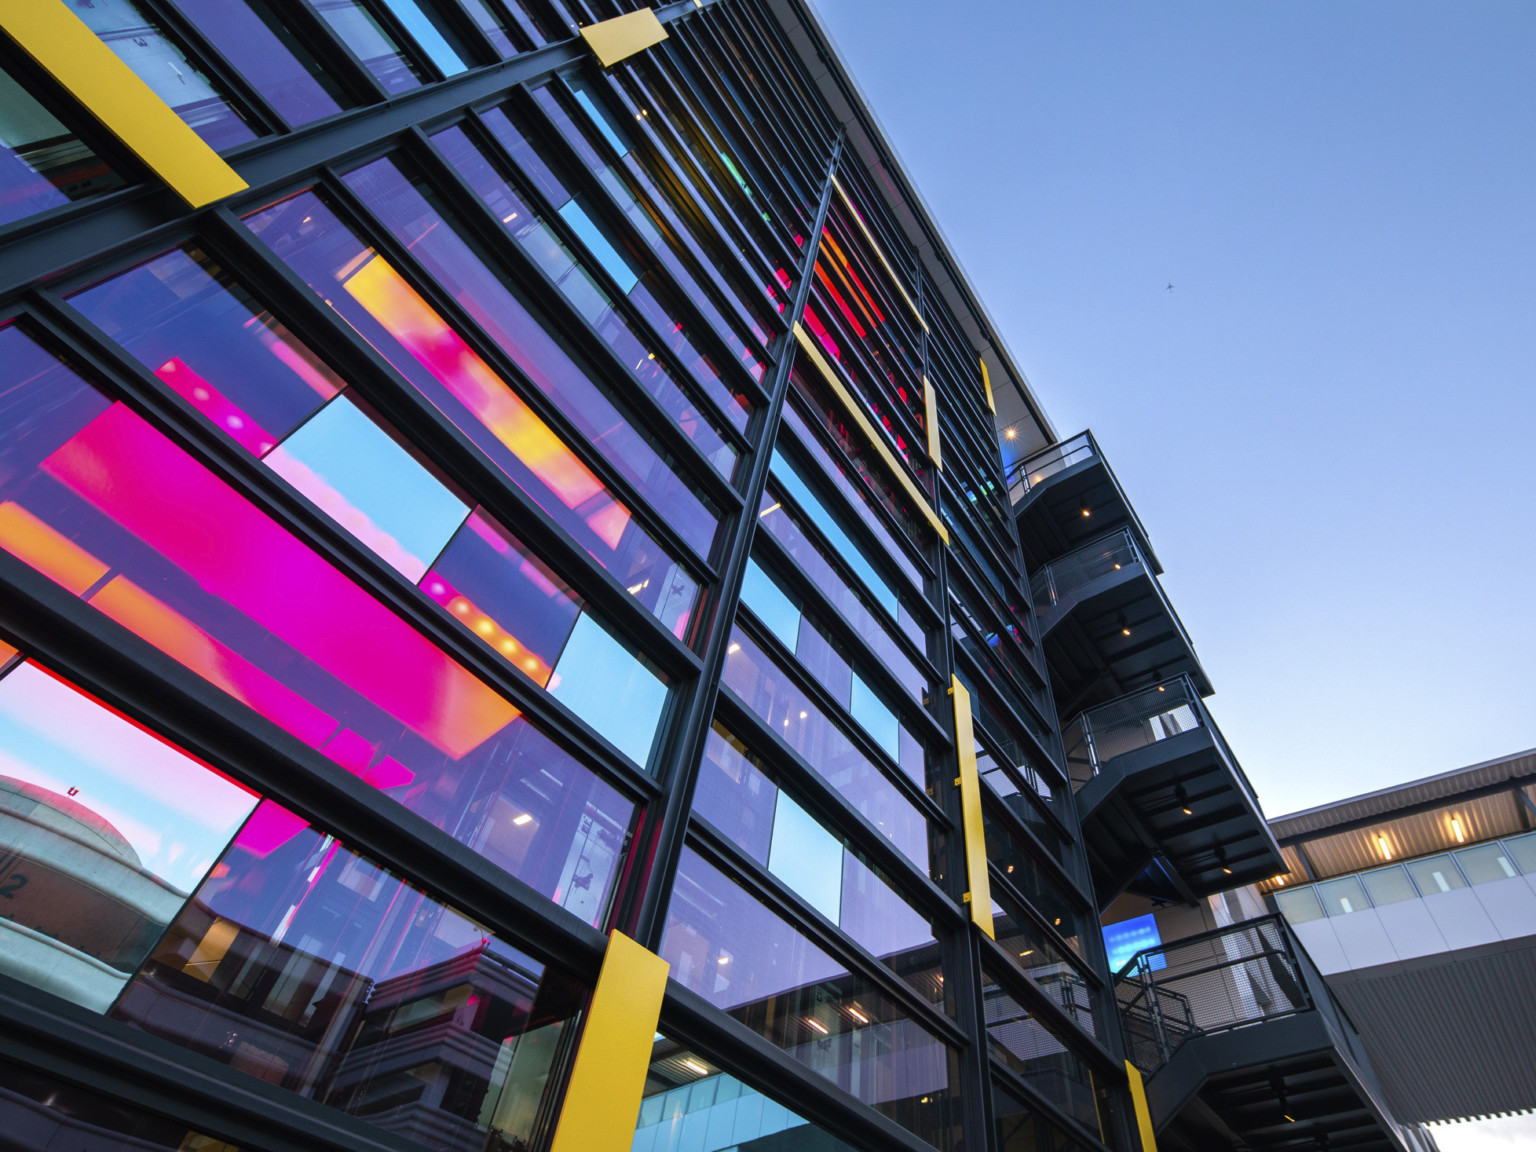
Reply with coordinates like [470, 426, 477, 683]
[114, 806, 584, 1152]
[982, 971, 1102, 1138]
[76, 0, 258, 151]
[170, 0, 347, 127]
[0, 64, 125, 228]
[661, 848, 959, 1150]
[993, 1084, 1094, 1152]
[244, 191, 701, 639]
[0, 325, 635, 926]
[990, 887, 1098, 1042]
[983, 803, 1087, 958]
[0, 1058, 235, 1152]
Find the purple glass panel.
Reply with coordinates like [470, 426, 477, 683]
[691, 725, 774, 865]
[794, 616, 851, 707]
[69, 247, 343, 457]
[840, 852, 944, 1007]
[339, 157, 719, 560]
[170, 0, 346, 127]
[720, 629, 927, 870]
[243, 191, 699, 639]
[304, 0, 424, 93]
[113, 808, 585, 1151]
[662, 848, 957, 1150]
[0, 326, 634, 928]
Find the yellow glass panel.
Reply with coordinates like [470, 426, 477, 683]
[549, 931, 669, 1152]
[951, 675, 994, 938]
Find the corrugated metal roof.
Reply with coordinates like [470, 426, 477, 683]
[1329, 940, 1536, 1122]
[1270, 748, 1536, 839]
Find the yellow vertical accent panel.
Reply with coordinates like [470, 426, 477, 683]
[0, 0, 246, 208]
[923, 376, 941, 471]
[792, 323, 949, 545]
[829, 174, 928, 332]
[580, 9, 669, 68]
[1125, 1061, 1159, 1152]
[979, 357, 996, 413]
[951, 675, 994, 939]
[548, 931, 669, 1152]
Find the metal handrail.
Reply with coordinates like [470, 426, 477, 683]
[1004, 430, 1157, 558]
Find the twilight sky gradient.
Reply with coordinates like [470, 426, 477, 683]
[812, 0, 1536, 820]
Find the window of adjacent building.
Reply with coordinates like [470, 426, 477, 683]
[1455, 841, 1521, 885]
[169, 0, 350, 128]
[1360, 864, 1419, 906]
[0, 63, 126, 229]
[1273, 886, 1326, 924]
[1405, 853, 1467, 894]
[75, 0, 259, 151]
[1316, 874, 1369, 917]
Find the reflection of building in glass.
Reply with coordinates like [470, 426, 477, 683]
[0, 774, 184, 1011]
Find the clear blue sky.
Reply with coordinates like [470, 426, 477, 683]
[813, 0, 1536, 819]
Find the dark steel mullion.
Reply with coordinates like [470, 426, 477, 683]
[197, 208, 706, 676]
[704, 5, 825, 169]
[0, 552, 620, 979]
[725, 2, 838, 164]
[433, 0, 506, 66]
[428, 110, 758, 451]
[731, 606, 947, 826]
[751, 528, 948, 748]
[836, 156, 920, 285]
[528, 72, 783, 372]
[710, 689, 960, 932]
[28, 293, 694, 782]
[735, 0, 840, 144]
[402, 123, 749, 501]
[135, 0, 288, 137]
[686, 822, 967, 1049]
[622, 132, 843, 951]
[316, 163, 725, 582]
[506, 81, 778, 409]
[822, 212, 928, 389]
[948, 556, 1050, 687]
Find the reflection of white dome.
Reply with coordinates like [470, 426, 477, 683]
[0, 776, 141, 867]
[0, 775, 183, 1013]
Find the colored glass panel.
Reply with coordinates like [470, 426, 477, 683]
[547, 611, 668, 768]
[244, 191, 699, 639]
[114, 810, 585, 1152]
[766, 792, 841, 923]
[75, 0, 258, 152]
[170, 0, 347, 128]
[0, 325, 634, 927]
[0, 64, 125, 229]
[738, 558, 799, 651]
[378, 0, 466, 76]
[305, 0, 424, 92]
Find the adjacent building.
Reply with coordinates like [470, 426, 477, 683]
[0, 2, 1438, 1151]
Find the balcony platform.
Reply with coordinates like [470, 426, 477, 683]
[1031, 531, 1211, 719]
[1007, 432, 1161, 575]
[1067, 679, 1282, 904]
[1118, 917, 1437, 1152]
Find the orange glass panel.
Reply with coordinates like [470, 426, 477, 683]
[0, 500, 110, 595]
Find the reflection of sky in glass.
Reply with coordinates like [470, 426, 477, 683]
[0, 663, 257, 894]
[547, 613, 666, 768]
[267, 395, 469, 581]
[767, 793, 841, 923]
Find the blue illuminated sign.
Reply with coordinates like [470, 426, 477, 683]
[1103, 913, 1166, 974]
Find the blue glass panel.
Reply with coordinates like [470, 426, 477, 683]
[739, 559, 800, 651]
[558, 197, 641, 293]
[265, 395, 469, 581]
[549, 612, 667, 768]
[767, 792, 841, 923]
[850, 671, 900, 762]
[379, 0, 465, 74]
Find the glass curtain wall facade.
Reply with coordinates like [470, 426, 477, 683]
[0, 3, 1135, 1152]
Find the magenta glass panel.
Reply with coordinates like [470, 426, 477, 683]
[169, 0, 347, 127]
[662, 848, 958, 1150]
[757, 487, 927, 698]
[113, 806, 586, 1151]
[720, 628, 927, 870]
[243, 191, 699, 639]
[0, 326, 634, 927]
[69, 247, 343, 457]
[429, 123, 745, 465]
[338, 157, 719, 560]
